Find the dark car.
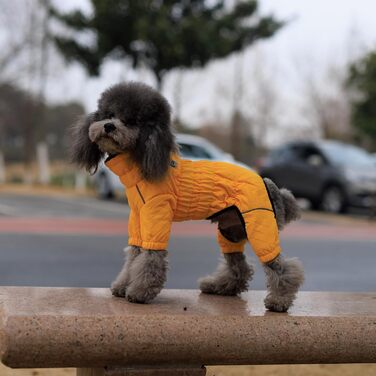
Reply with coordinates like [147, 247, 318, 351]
[259, 140, 376, 213]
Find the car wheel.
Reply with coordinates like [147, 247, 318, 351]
[310, 198, 321, 211]
[320, 186, 347, 214]
[97, 173, 114, 200]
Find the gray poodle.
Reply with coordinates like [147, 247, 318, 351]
[71, 82, 304, 312]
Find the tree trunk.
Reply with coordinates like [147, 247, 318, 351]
[231, 52, 245, 160]
[173, 69, 184, 129]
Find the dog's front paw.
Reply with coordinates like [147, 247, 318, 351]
[264, 293, 294, 312]
[111, 282, 127, 298]
[125, 286, 162, 304]
[124, 250, 168, 304]
[110, 246, 142, 298]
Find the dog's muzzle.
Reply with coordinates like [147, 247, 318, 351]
[89, 119, 119, 142]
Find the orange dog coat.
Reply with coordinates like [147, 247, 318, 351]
[106, 153, 281, 263]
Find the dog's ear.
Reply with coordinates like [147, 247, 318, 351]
[137, 123, 176, 181]
[70, 113, 103, 173]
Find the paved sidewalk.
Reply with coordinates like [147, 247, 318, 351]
[1, 363, 376, 376]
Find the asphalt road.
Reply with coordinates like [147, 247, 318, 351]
[0, 192, 375, 292]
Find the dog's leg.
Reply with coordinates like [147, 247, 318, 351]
[111, 246, 141, 297]
[125, 249, 168, 304]
[199, 253, 254, 296]
[263, 254, 304, 312]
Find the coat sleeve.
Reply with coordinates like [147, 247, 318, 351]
[243, 209, 281, 263]
[139, 194, 176, 250]
[128, 209, 142, 248]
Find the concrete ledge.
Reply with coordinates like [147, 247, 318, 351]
[0, 287, 375, 369]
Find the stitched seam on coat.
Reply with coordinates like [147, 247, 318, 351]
[136, 184, 145, 204]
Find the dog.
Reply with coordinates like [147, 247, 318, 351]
[71, 82, 304, 312]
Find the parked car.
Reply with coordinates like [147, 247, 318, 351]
[259, 140, 376, 213]
[94, 133, 249, 199]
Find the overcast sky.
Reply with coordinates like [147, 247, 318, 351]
[44, 0, 376, 144]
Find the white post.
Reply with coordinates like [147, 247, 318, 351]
[37, 141, 50, 185]
[0, 151, 5, 184]
[75, 171, 87, 191]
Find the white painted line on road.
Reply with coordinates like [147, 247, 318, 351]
[50, 195, 130, 215]
[0, 204, 20, 216]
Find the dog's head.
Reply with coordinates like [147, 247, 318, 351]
[70, 82, 176, 181]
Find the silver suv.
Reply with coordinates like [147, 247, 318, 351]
[259, 140, 376, 213]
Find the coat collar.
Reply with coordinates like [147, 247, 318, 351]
[105, 153, 142, 188]
[105, 152, 181, 188]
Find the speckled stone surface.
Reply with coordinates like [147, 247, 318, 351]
[0, 287, 375, 368]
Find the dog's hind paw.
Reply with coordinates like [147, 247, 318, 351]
[199, 253, 253, 296]
[264, 294, 294, 312]
[199, 276, 247, 296]
[199, 277, 224, 295]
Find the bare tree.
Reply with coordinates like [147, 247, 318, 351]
[230, 50, 246, 160]
[296, 52, 352, 142]
[0, 0, 52, 184]
[246, 52, 280, 149]
[304, 65, 352, 140]
[0, 0, 30, 182]
[0, 0, 38, 83]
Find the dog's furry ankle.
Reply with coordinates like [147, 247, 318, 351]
[125, 249, 168, 304]
[263, 255, 304, 312]
[111, 246, 141, 297]
[199, 253, 254, 296]
[264, 293, 296, 312]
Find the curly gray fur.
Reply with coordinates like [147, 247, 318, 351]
[263, 178, 301, 230]
[70, 112, 104, 172]
[263, 254, 304, 312]
[125, 249, 168, 304]
[280, 188, 301, 224]
[98, 82, 177, 181]
[70, 82, 177, 180]
[199, 253, 254, 296]
[111, 246, 141, 297]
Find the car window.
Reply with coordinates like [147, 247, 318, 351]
[320, 143, 374, 167]
[296, 146, 326, 164]
[271, 147, 298, 162]
[178, 143, 212, 159]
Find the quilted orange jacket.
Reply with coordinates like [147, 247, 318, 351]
[106, 153, 281, 263]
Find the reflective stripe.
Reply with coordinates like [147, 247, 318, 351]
[241, 208, 274, 215]
[136, 184, 145, 204]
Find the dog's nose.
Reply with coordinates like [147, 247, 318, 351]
[104, 123, 116, 133]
